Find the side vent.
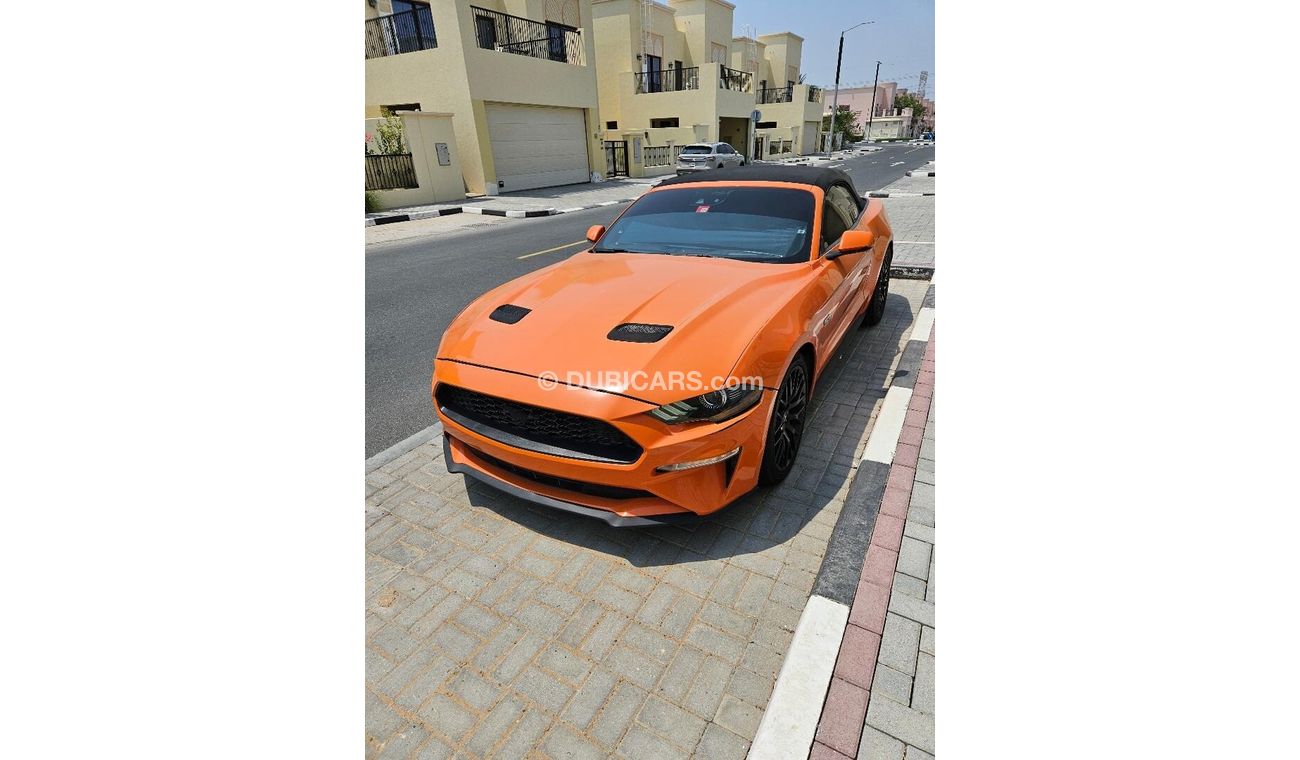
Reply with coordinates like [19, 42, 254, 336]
[489, 304, 531, 324]
[607, 323, 673, 343]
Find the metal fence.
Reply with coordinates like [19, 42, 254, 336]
[635, 66, 699, 94]
[470, 5, 583, 65]
[366, 154, 419, 190]
[758, 86, 793, 104]
[364, 7, 437, 59]
[718, 66, 752, 92]
[766, 139, 792, 156]
[643, 145, 675, 167]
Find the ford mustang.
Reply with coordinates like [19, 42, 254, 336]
[433, 166, 893, 526]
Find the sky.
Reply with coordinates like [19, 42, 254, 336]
[729, 0, 936, 101]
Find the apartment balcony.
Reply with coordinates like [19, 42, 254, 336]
[470, 5, 584, 65]
[365, 7, 438, 59]
[634, 66, 700, 94]
[718, 66, 752, 93]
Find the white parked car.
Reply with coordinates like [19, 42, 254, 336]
[675, 142, 746, 174]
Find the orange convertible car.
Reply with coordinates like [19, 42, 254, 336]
[433, 166, 893, 525]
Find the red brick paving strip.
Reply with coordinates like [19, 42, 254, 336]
[812, 333, 935, 758]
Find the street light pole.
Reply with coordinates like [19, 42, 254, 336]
[829, 21, 873, 152]
[865, 60, 881, 142]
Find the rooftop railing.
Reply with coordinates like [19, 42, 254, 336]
[365, 7, 437, 59]
[470, 5, 583, 65]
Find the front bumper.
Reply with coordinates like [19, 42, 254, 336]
[675, 164, 712, 174]
[434, 360, 773, 525]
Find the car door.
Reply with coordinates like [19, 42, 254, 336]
[817, 184, 871, 349]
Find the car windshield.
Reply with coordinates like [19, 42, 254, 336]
[681, 146, 713, 154]
[592, 186, 815, 264]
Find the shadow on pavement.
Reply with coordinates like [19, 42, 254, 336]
[460, 291, 918, 568]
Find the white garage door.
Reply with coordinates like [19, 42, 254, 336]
[486, 104, 590, 192]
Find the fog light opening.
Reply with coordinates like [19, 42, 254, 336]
[655, 447, 742, 473]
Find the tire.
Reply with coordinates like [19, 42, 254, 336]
[862, 248, 893, 328]
[758, 354, 811, 486]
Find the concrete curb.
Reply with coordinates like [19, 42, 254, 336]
[365, 422, 443, 474]
[905, 170, 936, 177]
[749, 282, 936, 760]
[867, 192, 936, 198]
[890, 264, 935, 281]
[365, 196, 645, 227]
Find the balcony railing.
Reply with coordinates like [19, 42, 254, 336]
[718, 66, 752, 92]
[470, 5, 583, 65]
[365, 8, 437, 59]
[758, 86, 794, 104]
[635, 66, 699, 94]
[807, 85, 822, 102]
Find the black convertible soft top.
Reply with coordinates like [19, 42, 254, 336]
[654, 164, 859, 195]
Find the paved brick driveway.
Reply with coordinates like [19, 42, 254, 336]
[365, 279, 929, 759]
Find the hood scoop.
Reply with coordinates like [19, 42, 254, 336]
[607, 323, 673, 343]
[489, 304, 531, 324]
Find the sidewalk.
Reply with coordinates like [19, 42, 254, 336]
[877, 166, 936, 277]
[365, 177, 662, 226]
[811, 336, 935, 760]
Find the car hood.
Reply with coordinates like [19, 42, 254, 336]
[437, 251, 811, 405]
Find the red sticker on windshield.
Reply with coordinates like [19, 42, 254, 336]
[695, 205, 710, 213]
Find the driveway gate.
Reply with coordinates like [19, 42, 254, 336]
[604, 140, 628, 176]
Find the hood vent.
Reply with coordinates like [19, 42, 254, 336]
[607, 323, 673, 343]
[489, 304, 531, 324]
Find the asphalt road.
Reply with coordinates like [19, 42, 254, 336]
[365, 142, 935, 456]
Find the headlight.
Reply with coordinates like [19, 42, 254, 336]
[647, 385, 764, 424]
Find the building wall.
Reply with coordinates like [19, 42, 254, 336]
[668, 0, 735, 69]
[365, 112, 465, 209]
[365, 0, 603, 195]
[757, 31, 802, 88]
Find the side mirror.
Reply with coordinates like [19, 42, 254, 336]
[586, 224, 605, 243]
[826, 229, 874, 259]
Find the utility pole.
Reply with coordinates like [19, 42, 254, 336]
[865, 60, 881, 142]
[829, 21, 873, 152]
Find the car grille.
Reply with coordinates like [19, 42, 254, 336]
[463, 444, 654, 501]
[436, 384, 643, 464]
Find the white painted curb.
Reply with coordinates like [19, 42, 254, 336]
[748, 595, 851, 760]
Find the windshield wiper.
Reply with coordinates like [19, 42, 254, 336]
[592, 247, 635, 253]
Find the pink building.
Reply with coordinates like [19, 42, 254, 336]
[824, 82, 899, 122]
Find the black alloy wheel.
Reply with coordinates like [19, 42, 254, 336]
[759, 355, 811, 486]
[862, 247, 893, 327]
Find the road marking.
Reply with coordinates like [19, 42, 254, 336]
[748, 594, 850, 760]
[862, 385, 913, 464]
[517, 240, 586, 260]
[828, 163, 844, 168]
[890, 161, 905, 166]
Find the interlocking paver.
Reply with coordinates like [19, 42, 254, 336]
[589, 680, 647, 748]
[880, 611, 922, 679]
[543, 723, 606, 760]
[859, 724, 906, 760]
[638, 695, 708, 750]
[864, 692, 935, 754]
[896, 537, 932, 581]
[696, 723, 750, 760]
[364, 280, 931, 756]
